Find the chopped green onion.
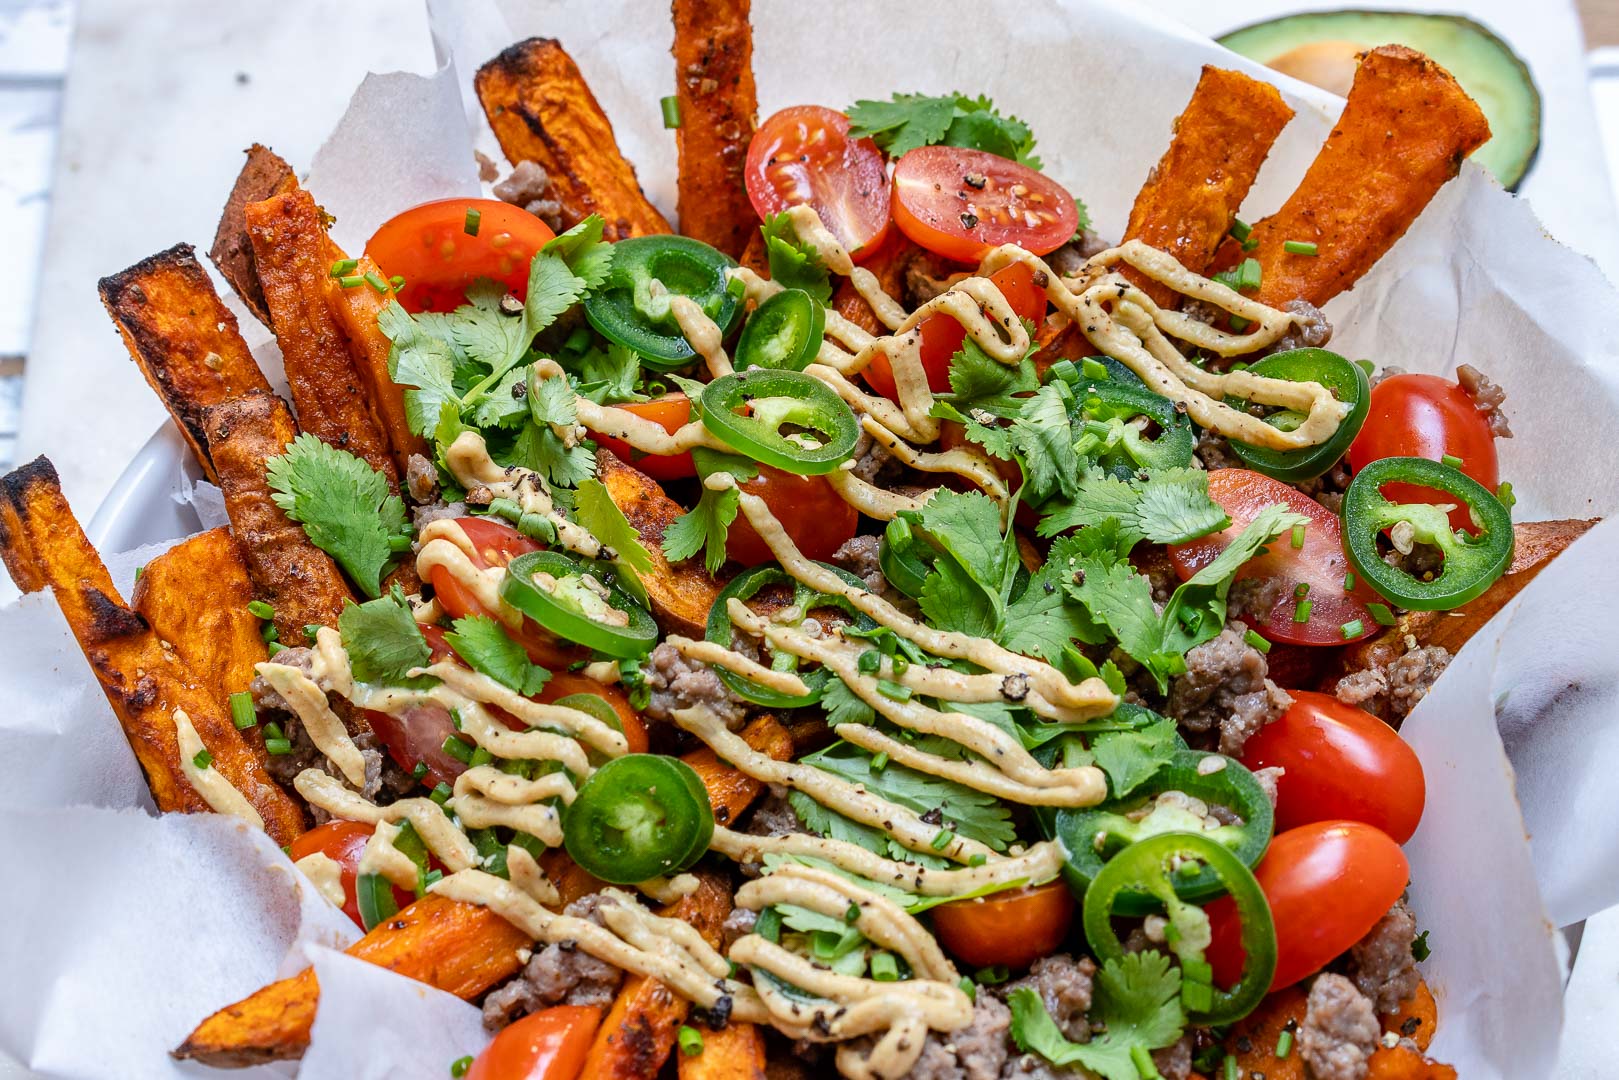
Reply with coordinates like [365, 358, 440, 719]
[338, 274, 364, 289]
[1131, 1043, 1161, 1079]
[1243, 628, 1272, 654]
[1293, 582, 1311, 599]
[845, 902, 861, 924]
[1224, 1055, 1240, 1080]
[857, 649, 881, 675]
[330, 258, 358, 277]
[890, 653, 910, 677]
[1283, 240, 1318, 256]
[660, 95, 683, 129]
[1181, 958, 1213, 984]
[1276, 1029, 1294, 1058]
[1341, 619, 1365, 639]
[1229, 218, 1252, 243]
[388, 534, 413, 554]
[192, 748, 213, 770]
[930, 829, 952, 851]
[389, 275, 406, 291]
[430, 782, 453, 806]
[470, 746, 493, 769]
[267, 641, 287, 657]
[726, 273, 747, 299]
[135, 565, 144, 581]
[450, 1055, 474, 1078]
[959, 976, 977, 1002]
[1343, 571, 1357, 591]
[876, 679, 913, 702]
[364, 271, 389, 294]
[968, 853, 988, 867]
[1293, 599, 1313, 623]
[450, 708, 462, 730]
[1237, 257, 1262, 291]
[870, 751, 889, 772]
[1180, 978, 1213, 1012]
[870, 951, 900, 982]
[229, 692, 257, 730]
[1229, 314, 1251, 333]
[1441, 453, 1463, 469]
[1368, 602, 1397, 626]
[262, 721, 285, 741]
[247, 600, 276, 620]
[442, 735, 474, 765]
[1291, 523, 1306, 549]
[265, 738, 293, 755]
[463, 208, 482, 236]
[261, 622, 280, 643]
[1497, 480, 1517, 510]
[1082, 357, 1109, 381]
[412, 761, 429, 780]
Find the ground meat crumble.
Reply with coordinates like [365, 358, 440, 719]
[1298, 973, 1382, 1080]
[1347, 899, 1421, 1014]
[1456, 362, 1513, 438]
[482, 894, 624, 1029]
[1166, 626, 1292, 756]
[644, 640, 749, 730]
[1333, 644, 1451, 724]
[492, 160, 563, 231]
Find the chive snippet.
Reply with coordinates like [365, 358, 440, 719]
[1082, 357, 1109, 381]
[1283, 240, 1319, 256]
[230, 691, 257, 729]
[1229, 218, 1252, 243]
[338, 274, 364, 289]
[677, 1025, 703, 1056]
[1497, 480, 1517, 510]
[450, 1055, 474, 1078]
[442, 735, 474, 765]
[1237, 257, 1262, 291]
[968, 853, 988, 867]
[1343, 571, 1357, 591]
[330, 258, 358, 277]
[192, 749, 213, 770]
[1243, 628, 1272, 654]
[1131, 1043, 1162, 1079]
[870, 951, 900, 982]
[267, 641, 287, 657]
[930, 828, 952, 851]
[430, 782, 453, 806]
[1368, 602, 1398, 626]
[364, 270, 389, 294]
[463, 208, 482, 236]
[247, 600, 276, 620]
[265, 738, 293, 755]
[660, 95, 683, 129]
[1224, 1055, 1240, 1080]
[261, 622, 280, 643]
[1441, 453, 1463, 470]
[1293, 582, 1310, 599]
[876, 679, 913, 702]
[1291, 523, 1306, 549]
[1276, 1029, 1295, 1058]
[1293, 599, 1313, 623]
[870, 751, 889, 772]
[1341, 619, 1365, 639]
[389, 274, 406, 291]
[845, 902, 861, 924]
[412, 761, 429, 780]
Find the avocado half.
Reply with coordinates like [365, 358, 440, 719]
[1218, 10, 1542, 190]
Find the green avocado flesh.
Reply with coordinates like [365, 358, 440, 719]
[1219, 10, 1542, 190]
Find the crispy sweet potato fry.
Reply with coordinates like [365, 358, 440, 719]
[203, 392, 354, 642]
[1213, 45, 1490, 309]
[1123, 66, 1293, 309]
[98, 244, 272, 479]
[684, 714, 794, 828]
[737, 228, 769, 278]
[1367, 1045, 1458, 1080]
[0, 458, 305, 844]
[678, 1018, 767, 1080]
[175, 893, 530, 1066]
[246, 188, 400, 485]
[1326, 518, 1595, 691]
[582, 873, 733, 1080]
[133, 527, 269, 765]
[210, 143, 298, 326]
[671, 0, 758, 258]
[324, 248, 426, 474]
[596, 449, 723, 637]
[477, 38, 672, 241]
[1225, 980, 1443, 1078]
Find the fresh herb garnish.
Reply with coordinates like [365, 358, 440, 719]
[338, 585, 438, 689]
[1008, 951, 1186, 1080]
[442, 614, 551, 696]
[265, 434, 409, 598]
[847, 92, 1041, 168]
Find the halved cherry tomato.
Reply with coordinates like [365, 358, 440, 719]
[427, 518, 586, 669]
[744, 105, 891, 261]
[588, 394, 696, 481]
[465, 1004, 601, 1080]
[287, 820, 415, 929]
[726, 464, 859, 566]
[1347, 373, 1500, 533]
[1206, 821, 1409, 992]
[862, 262, 1047, 402]
[891, 146, 1078, 263]
[365, 198, 556, 314]
[538, 672, 649, 755]
[1240, 691, 1426, 843]
[1167, 469, 1377, 646]
[930, 881, 1075, 970]
[364, 624, 467, 788]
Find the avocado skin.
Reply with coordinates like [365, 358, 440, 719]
[1219, 10, 1541, 191]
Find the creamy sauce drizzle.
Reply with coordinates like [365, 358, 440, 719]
[173, 709, 264, 830]
[293, 851, 347, 908]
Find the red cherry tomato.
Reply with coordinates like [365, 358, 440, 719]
[588, 394, 696, 481]
[1240, 691, 1426, 843]
[725, 465, 858, 566]
[930, 881, 1075, 970]
[891, 146, 1078, 263]
[744, 105, 892, 261]
[363, 624, 469, 788]
[427, 518, 587, 669]
[1167, 469, 1377, 646]
[1206, 821, 1409, 991]
[365, 198, 556, 314]
[287, 820, 415, 929]
[465, 1004, 601, 1080]
[862, 262, 1047, 402]
[1347, 374, 1500, 533]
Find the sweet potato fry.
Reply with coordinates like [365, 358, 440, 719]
[174, 893, 530, 1066]
[1367, 1045, 1457, 1080]
[98, 244, 272, 480]
[1123, 66, 1293, 309]
[246, 188, 400, 485]
[210, 143, 298, 326]
[671, 0, 758, 258]
[596, 449, 722, 637]
[737, 228, 769, 278]
[202, 391, 354, 642]
[1326, 518, 1595, 691]
[477, 38, 672, 241]
[582, 873, 733, 1080]
[1225, 980, 1443, 1078]
[0, 457, 305, 845]
[133, 527, 269, 764]
[683, 713, 794, 828]
[1213, 45, 1490, 309]
[678, 1018, 767, 1080]
[324, 248, 426, 474]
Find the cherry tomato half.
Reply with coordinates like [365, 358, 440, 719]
[1347, 374, 1500, 533]
[862, 262, 1048, 402]
[725, 465, 858, 566]
[428, 518, 587, 669]
[891, 145, 1078, 263]
[1167, 469, 1377, 646]
[1206, 821, 1409, 992]
[365, 198, 556, 314]
[930, 881, 1076, 970]
[465, 1004, 601, 1080]
[364, 624, 468, 788]
[287, 820, 415, 929]
[588, 394, 696, 481]
[1240, 691, 1426, 843]
[744, 105, 891, 261]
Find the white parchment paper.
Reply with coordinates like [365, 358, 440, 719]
[3, 1, 1617, 1076]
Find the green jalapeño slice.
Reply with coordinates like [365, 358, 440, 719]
[584, 235, 741, 371]
[700, 369, 860, 475]
[735, 288, 826, 372]
[562, 754, 715, 883]
[499, 550, 658, 659]
[1227, 348, 1370, 483]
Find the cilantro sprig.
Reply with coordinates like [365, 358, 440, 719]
[662, 447, 758, 575]
[443, 614, 550, 696]
[338, 586, 437, 689]
[1008, 951, 1186, 1080]
[760, 213, 832, 303]
[846, 92, 1041, 168]
[266, 434, 409, 598]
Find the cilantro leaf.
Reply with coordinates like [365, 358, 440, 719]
[912, 489, 1017, 639]
[1071, 196, 1092, 240]
[443, 614, 551, 696]
[1008, 952, 1185, 1080]
[452, 280, 531, 386]
[935, 335, 1039, 417]
[847, 92, 1041, 169]
[525, 216, 614, 337]
[384, 301, 462, 438]
[265, 434, 407, 598]
[1009, 383, 1080, 504]
[820, 675, 876, 727]
[1038, 467, 1229, 552]
[568, 341, 648, 405]
[662, 449, 756, 574]
[1158, 504, 1307, 656]
[760, 213, 832, 303]
[1059, 541, 1176, 681]
[467, 365, 531, 429]
[338, 586, 438, 689]
[528, 369, 580, 428]
[787, 790, 897, 861]
[1003, 557, 1107, 662]
[1090, 714, 1180, 798]
[573, 476, 653, 601]
[503, 419, 595, 489]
